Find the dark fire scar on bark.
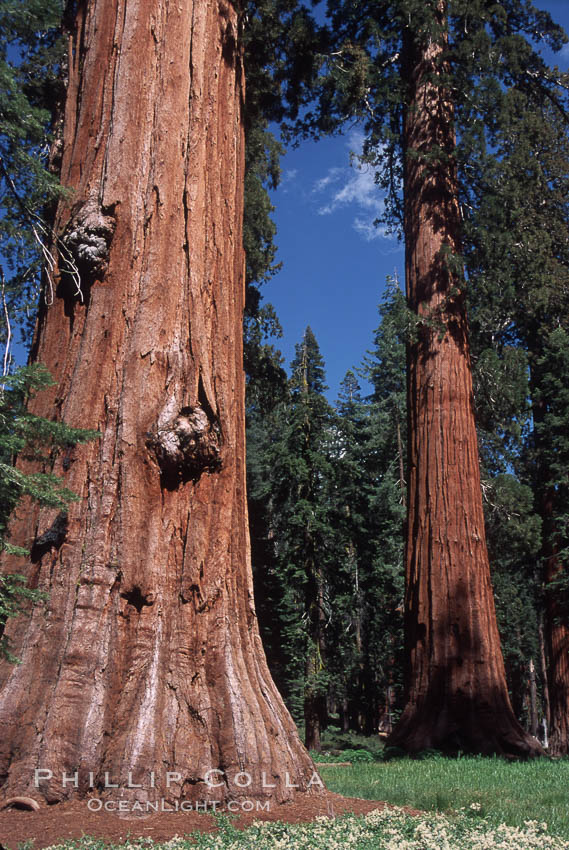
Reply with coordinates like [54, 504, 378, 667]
[120, 587, 154, 613]
[30, 512, 68, 563]
[61, 196, 116, 283]
[147, 403, 222, 486]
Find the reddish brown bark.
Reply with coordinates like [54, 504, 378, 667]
[386, 4, 541, 757]
[0, 0, 319, 805]
[545, 606, 569, 755]
[542, 504, 569, 755]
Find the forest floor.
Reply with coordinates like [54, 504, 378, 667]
[3, 735, 569, 847]
[0, 790, 396, 849]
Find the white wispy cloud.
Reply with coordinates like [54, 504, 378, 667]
[311, 129, 391, 242]
[313, 167, 344, 193]
[317, 166, 383, 217]
[278, 169, 299, 194]
[353, 217, 390, 242]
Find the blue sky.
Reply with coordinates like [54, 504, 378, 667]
[267, 128, 403, 401]
[262, 0, 569, 402]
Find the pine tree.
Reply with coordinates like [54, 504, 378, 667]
[360, 282, 407, 733]
[328, 283, 408, 736]
[482, 475, 542, 728]
[327, 370, 371, 732]
[256, 327, 337, 751]
[465, 94, 569, 751]
[467, 255, 544, 733]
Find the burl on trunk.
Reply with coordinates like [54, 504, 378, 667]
[387, 4, 542, 757]
[0, 0, 318, 804]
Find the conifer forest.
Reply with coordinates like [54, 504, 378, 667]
[1, 0, 569, 815]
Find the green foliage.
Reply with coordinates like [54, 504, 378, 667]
[243, 0, 325, 131]
[248, 327, 337, 724]
[271, 327, 336, 721]
[465, 97, 569, 360]
[483, 474, 542, 720]
[243, 121, 283, 290]
[465, 91, 569, 727]
[311, 746, 375, 762]
[247, 265, 566, 743]
[473, 346, 531, 475]
[533, 328, 569, 518]
[0, 571, 45, 662]
[334, 280, 407, 733]
[248, 287, 408, 737]
[0, 364, 98, 528]
[0, 0, 66, 341]
[241, 115, 285, 405]
[318, 726, 386, 758]
[532, 328, 569, 615]
[243, 301, 287, 418]
[0, 363, 98, 661]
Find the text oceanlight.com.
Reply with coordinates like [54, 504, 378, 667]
[87, 799, 271, 813]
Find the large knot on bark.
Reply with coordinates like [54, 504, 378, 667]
[147, 404, 222, 486]
[61, 196, 116, 290]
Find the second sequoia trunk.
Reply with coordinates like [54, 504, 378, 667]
[544, 540, 569, 755]
[0, 0, 319, 805]
[387, 4, 542, 756]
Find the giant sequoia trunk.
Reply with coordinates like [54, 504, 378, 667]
[540, 481, 569, 755]
[386, 4, 542, 756]
[528, 346, 569, 756]
[0, 0, 319, 805]
[544, 563, 569, 755]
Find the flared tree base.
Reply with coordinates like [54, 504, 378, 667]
[387, 691, 544, 758]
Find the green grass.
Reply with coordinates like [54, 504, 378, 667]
[320, 755, 569, 839]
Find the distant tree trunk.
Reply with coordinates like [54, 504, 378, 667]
[304, 557, 327, 752]
[387, 2, 541, 757]
[529, 659, 539, 739]
[0, 0, 318, 805]
[538, 616, 552, 745]
[542, 511, 569, 755]
[341, 696, 350, 733]
[304, 657, 323, 752]
[349, 561, 366, 734]
[396, 418, 406, 506]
